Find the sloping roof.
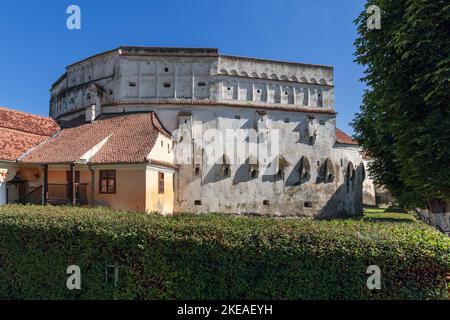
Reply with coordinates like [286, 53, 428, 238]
[22, 112, 171, 165]
[0, 107, 59, 161]
[335, 128, 358, 145]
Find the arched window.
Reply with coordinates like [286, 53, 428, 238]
[275, 155, 287, 179]
[222, 154, 231, 178]
[299, 156, 311, 183]
[318, 158, 335, 183]
[248, 155, 259, 179]
[346, 162, 356, 192]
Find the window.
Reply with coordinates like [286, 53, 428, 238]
[164, 67, 169, 72]
[250, 169, 258, 179]
[194, 200, 202, 206]
[163, 82, 171, 88]
[99, 170, 116, 194]
[304, 201, 313, 208]
[158, 172, 164, 194]
[198, 82, 206, 87]
[129, 82, 136, 87]
[263, 200, 270, 206]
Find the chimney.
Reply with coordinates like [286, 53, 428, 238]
[86, 104, 98, 123]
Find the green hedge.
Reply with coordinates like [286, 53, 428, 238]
[0, 205, 448, 299]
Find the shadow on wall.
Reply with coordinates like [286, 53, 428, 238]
[316, 163, 365, 219]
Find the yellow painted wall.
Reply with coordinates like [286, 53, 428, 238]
[5, 161, 174, 214]
[145, 168, 174, 215]
[93, 168, 146, 212]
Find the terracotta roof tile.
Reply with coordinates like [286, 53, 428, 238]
[0, 107, 59, 136]
[0, 107, 59, 161]
[22, 113, 170, 165]
[336, 128, 358, 145]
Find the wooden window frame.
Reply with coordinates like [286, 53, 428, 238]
[99, 170, 116, 194]
[158, 172, 165, 194]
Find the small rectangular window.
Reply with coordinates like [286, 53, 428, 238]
[158, 172, 164, 194]
[129, 82, 136, 87]
[99, 170, 116, 194]
[163, 82, 171, 88]
[198, 82, 206, 87]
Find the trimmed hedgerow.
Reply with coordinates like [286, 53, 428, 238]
[0, 205, 448, 300]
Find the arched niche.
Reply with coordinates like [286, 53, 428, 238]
[299, 156, 311, 183]
[346, 161, 356, 191]
[317, 158, 335, 183]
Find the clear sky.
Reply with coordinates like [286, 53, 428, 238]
[0, 0, 366, 135]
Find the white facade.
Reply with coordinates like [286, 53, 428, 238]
[50, 46, 365, 217]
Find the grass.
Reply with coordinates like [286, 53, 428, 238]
[362, 206, 417, 223]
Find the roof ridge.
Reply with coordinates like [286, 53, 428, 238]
[0, 106, 54, 121]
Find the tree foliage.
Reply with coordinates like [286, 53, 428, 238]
[352, 0, 450, 208]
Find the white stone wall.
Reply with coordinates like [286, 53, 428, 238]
[49, 47, 365, 217]
[50, 48, 334, 119]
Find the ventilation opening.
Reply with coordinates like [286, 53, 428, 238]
[285, 91, 289, 95]
[284, 118, 290, 123]
[263, 200, 270, 206]
[128, 82, 136, 87]
[164, 67, 169, 72]
[194, 167, 200, 176]
[304, 201, 313, 208]
[234, 115, 241, 119]
[163, 82, 171, 88]
[227, 87, 231, 91]
[256, 89, 261, 94]
[250, 169, 258, 179]
[198, 82, 206, 87]
[223, 167, 231, 178]
[194, 200, 202, 206]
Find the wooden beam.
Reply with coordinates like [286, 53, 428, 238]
[89, 166, 95, 207]
[42, 164, 48, 206]
[70, 164, 76, 206]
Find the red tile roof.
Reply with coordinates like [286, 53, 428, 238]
[335, 128, 358, 145]
[0, 107, 59, 161]
[22, 112, 172, 165]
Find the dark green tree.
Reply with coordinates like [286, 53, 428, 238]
[352, 0, 450, 212]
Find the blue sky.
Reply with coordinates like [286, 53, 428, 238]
[0, 0, 366, 135]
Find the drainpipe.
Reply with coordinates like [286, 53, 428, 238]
[88, 165, 95, 207]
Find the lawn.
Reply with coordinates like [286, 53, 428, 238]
[362, 207, 418, 223]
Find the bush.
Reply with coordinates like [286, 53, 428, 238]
[384, 206, 408, 213]
[0, 205, 448, 300]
